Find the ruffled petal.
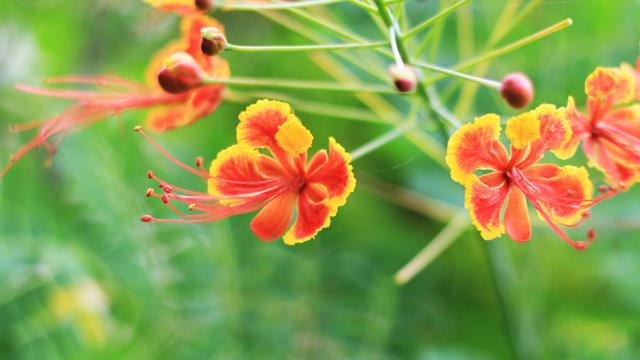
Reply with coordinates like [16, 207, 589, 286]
[585, 137, 639, 187]
[523, 165, 593, 226]
[250, 192, 297, 241]
[585, 66, 635, 105]
[207, 144, 273, 201]
[283, 183, 332, 245]
[552, 97, 589, 159]
[463, 174, 509, 240]
[274, 115, 313, 155]
[237, 99, 296, 153]
[504, 187, 531, 242]
[505, 110, 540, 149]
[306, 137, 356, 212]
[446, 114, 508, 185]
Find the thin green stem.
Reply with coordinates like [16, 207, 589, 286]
[216, 0, 342, 10]
[373, 0, 452, 135]
[202, 76, 402, 94]
[482, 240, 522, 360]
[413, 61, 501, 89]
[225, 40, 388, 53]
[224, 90, 397, 124]
[401, 0, 470, 40]
[427, 18, 573, 84]
[350, 121, 416, 161]
[394, 211, 469, 285]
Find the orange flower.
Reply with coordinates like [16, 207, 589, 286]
[446, 104, 615, 249]
[144, 0, 213, 14]
[139, 100, 356, 245]
[555, 60, 640, 187]
[2, 15, 229, 177]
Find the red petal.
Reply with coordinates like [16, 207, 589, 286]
[283, 184, 332, 245]
[250, 192, 297, 241]
[504, 187, 531, 242]
[464, 174, 509, 240]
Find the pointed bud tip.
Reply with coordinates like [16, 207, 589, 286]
[141, 215, 153, 222]
[157, 52, 204, 94]
[500, 72, 534, 109]
[195, 156, 204, 167]
[147, 170, 154, 179]
[388, 64, 417, 93]
[145, 188, 154, 197]
[134, 125, 142, 132]
[200, 27, 227, 56]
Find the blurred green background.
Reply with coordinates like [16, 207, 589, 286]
[1, 0, 639, 359]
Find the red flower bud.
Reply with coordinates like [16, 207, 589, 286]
[500, 72, 534, 109]
[200, 27, 227, 56]
[157, 52, 204, 94]
[388, 64, 417, 93]
[195, 0, 213, 11]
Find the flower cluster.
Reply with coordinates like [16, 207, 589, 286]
[3, 0, 639, 252]
[446, 58, 640, 249]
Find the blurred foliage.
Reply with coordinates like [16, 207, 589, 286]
[1, 0, 640, 359]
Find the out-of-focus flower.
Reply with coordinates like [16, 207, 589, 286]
[555, 62, 639, 187]
[49, 280, 109, 347]
[446, 104, 615, 249]
[140, 99, 356, 245]
[2, 15, 229, 177]
[144, 0, 213, 14]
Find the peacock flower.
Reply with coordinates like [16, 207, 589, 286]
[2, 15, 229, 177]
[555, 62, 640, 187]
[446, 104, 616, 250]
[139, 99, 356, 245]
[144, 0, 213, 14]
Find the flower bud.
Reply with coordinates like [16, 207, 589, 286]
[200, 27, 227, 56]
[194, 0, 213, 11]
[157, 52, 204, 94]
[388, 64, 417, 93]
[500, 72, 534, 109]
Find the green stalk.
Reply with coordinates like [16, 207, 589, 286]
[426, 18, 573, 84]
[350, 121, 416, 160]
[401, 0, 470, 40]
[201, 76, 401, 94]
[216, 0, 342, 11]
[225, 40, 388, 53]
[413, 61, 501, 89]
[394, 211, 469, 285]
[373, 0, 452, 135]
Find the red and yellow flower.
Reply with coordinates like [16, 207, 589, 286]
[2, 15, 229, 177]
[555, 60, 640, 187]
[446, 104, 614, 249]
[140, 99, 356, 245]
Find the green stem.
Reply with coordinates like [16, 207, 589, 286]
[202, 76, 402, 94]
[401, 0, 470, 40]
[427, 18, 573, 83]
[482, 240, 522, 360]
[350, 121, 416, 160]
[413, 61, 501, 89]
[226, 41, 388, 53]
[373, 0, 452, 135]
[394, 211, 469, 285]
[216, 0, 342, 10]
[224, 90, 397, 124]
